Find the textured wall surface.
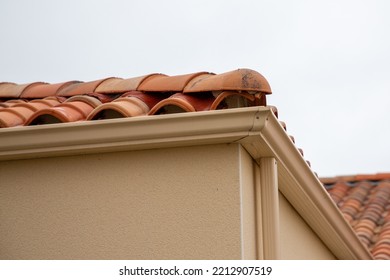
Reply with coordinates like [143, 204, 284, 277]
[279, 192, 336, 260]
[0, 144, 243, 259]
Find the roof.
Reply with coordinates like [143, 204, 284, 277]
[0, 69, 271, 128]
[0, 67, 314, 171]
[2, 67, 372, 259]
[321, 173, 390, 259]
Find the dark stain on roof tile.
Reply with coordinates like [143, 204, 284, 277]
[183, 68, 272, 94]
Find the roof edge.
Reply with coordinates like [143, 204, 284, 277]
[0, 107, 267, 161]
[237, 112, 373, 260]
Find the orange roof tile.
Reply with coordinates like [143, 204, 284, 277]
[137, 72, 210, 92]
[183, 68, 271, 93]
[0, 82, 47, 98]
[0, 69, 272, 128]
[321, 173, 390, 259]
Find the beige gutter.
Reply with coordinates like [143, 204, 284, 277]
[0, 107, 373, 259]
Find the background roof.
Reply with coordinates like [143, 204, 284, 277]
[1, 0, 389, 177]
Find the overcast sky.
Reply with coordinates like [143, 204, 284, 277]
[1, 0, 389, 177]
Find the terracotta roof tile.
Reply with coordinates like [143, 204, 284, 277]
[0, 82, 47, 98]
[88, 96, 149, 120]
[149, 92, 216, 114]
[20, 81, 81, 99]
[321, 173, 390, 259]
[137, 72, 210, 92]
[94, 74, 165, 94]
[183, 68, 272, 94]
[26, 96, 101, 125]
[57, 78, 114, 97]
[0, 97, 61, 127]
[0, 69, 273, 128]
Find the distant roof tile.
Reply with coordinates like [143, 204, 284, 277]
[321, 173, 390, 259]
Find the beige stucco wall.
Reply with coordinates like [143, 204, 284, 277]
[279, 192, 336, 259]
[0, 144, 259, 260]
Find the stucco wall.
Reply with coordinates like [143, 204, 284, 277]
[0, 144, 251, 260]
[279, 192, 336, 259]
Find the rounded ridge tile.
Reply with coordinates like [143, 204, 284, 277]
[57, 78, 114, 97]
[138, 72, 210, 92]
[0, 82, 47, 98]
[0, 82, 17, 98]
[93, 78, 124, 93]
[95, 74, 166, 93]
[183, 69, 272, 94]
[87, 97, 149, 120]
[20, 81, 81, 99]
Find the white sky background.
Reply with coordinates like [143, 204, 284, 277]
[0, 0, 389, 177]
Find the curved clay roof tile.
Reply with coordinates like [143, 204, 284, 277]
[149, 93, 215, 115]
[21, 81, 81, 99]
[0, 82, 47, 98]
[26, 98, 97, 125]
[0, 99, 61, 128]
[95, 74, 166, 93]
[210, 91, 256, 110]
[183, 69, 272, 94]
[87, 97, 149, 120]
[137, 72, 210, 92]
[57, 77, 115, 97]
[65, 95, 102, 108]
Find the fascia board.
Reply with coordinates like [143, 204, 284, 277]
[238, 111, 373, 260]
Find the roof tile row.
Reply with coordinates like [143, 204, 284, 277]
[0, 69, 270, 128]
